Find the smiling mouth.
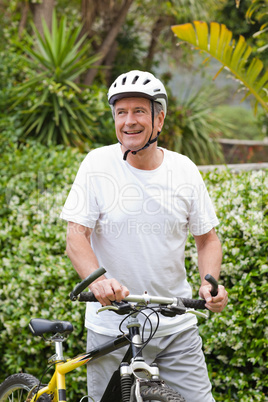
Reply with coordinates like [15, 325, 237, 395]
[124, 130, 143, 135]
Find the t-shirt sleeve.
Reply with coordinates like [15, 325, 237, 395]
[60, 157, 99, 228]
[188, 166, 219, 236]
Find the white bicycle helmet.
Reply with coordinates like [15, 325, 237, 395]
[108, 70, 168, 116]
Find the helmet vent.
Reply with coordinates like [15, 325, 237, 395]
[122, 77, 127, 85]
[132, 75, 139, 84]
[154, 88, 161, 92]
[143, 79, 151, 85]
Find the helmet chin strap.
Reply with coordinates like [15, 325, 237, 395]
[121, 100, 160, 161]
[122, 131, 161, 161]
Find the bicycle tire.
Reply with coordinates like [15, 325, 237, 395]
[141, 384, 186, 401]
[0, 373, 51, 401]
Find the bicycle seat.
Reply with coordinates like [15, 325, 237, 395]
[29, 318, 74, 337]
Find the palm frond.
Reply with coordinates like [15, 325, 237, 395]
[246, 0, 268, 24]
[171, 21, 268, 112]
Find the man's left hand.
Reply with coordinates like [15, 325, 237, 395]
[199, 284, 228, 313]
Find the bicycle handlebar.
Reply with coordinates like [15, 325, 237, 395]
[78, 291, 207, 309]
[70, 268, 219, 312]
[69, 267, 106, 301]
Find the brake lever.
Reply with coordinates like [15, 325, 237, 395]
[160, 305, 186, 317]
[112, 301, 132, 315]
[97, 305, 118, 314]
[160, 298, 187, 317]
[97, 301, 132, 315]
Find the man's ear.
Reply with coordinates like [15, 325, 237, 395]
[156, 110, 165, 132]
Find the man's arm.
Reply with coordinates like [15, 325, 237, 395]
[194, 228, 228, 313]
[66, 222, 129, 306]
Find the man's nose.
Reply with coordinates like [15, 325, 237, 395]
[125, 112, 137, 125]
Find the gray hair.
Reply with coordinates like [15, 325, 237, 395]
[111, 101, 164, 120]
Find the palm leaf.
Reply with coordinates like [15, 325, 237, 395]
[52, 95, 60, 126]
[22, 44, 52, 69]
[51, 10, 59, 63]
[28, 88, 50, 111]
[171, 21, 268, 112]
[9, 11, 104, 147]
[42, 20, 56, 66]
[31, 22, 54, 65]
[246, 0, 267, 24]
[36, 108, 49, 134]
[58, 28, 82, 66]
[46, 121, 56, 144]
[61, 109, 70, 134]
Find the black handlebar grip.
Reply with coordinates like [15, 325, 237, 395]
[78, 292, 98, 302]
[70, 267, 106, 301]
[204, 274, 218, 297]
[180, 298, 206, 310]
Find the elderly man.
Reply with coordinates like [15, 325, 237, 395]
[60, 70, 228, 401]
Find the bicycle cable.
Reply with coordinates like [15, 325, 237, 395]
[118, 305, 160, 360]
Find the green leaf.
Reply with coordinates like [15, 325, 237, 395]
[46, 121, 56, 144]
[41, 21, 56, 66]
[6, 12, 105, 147]
[172, 21, 268, 112]
[36, 108, 49, 134]
[61, 109, 70, 134]
[30, 23, 53, 65]
[63, 80, 81, 93]
[52, 95, 60, 126]
[29, 88, 50, 111]
[51, 10, 59, 62]
[59, 124, 70, 145]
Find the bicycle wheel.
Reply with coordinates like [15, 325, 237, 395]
[0, 373, 51, 401]
[141, 384, 186, 402]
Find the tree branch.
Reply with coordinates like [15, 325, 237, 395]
[30, 0, 55, 36]
[84, 0, 134, 85]
[19, 0, 30, 37]
[79, 0, 97, 40]
[144, 16, 172, 71]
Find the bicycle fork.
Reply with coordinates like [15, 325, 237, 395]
[120, 316, 160, 402]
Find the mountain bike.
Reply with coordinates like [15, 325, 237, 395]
[0, 267, 218, 402]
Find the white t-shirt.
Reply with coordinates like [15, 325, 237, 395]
[60, 143, 219, 337]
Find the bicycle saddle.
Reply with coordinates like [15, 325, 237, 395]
[29, 318, 74, 337]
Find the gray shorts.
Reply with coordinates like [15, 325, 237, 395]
[86, 325, 215, 402]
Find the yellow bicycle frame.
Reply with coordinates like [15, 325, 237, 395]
[30, 354, 92, 402]
[29, 333, 129, 402]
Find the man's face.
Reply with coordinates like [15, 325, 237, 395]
[114, 97, 164, 153]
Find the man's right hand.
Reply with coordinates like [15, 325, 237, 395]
[89, 278, 129, 306]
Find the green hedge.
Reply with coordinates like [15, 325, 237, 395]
[0, 139, 267, 401]
[187, 168, 268, 401]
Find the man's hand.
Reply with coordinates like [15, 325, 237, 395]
[89, 278, 129, 306]
[199, 284, 228, 313]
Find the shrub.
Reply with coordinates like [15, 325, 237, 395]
[7, 12, 105, 148]
[186, 167, 268, 401]
[213, 105, 267, 141]
[159, 85, 229, 165]
[0, 140, 267, 401]
[0, 139, 86, 398]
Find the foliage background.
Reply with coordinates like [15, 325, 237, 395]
[0, 0, 267, 163]
[0, 136, 267, 401]
[0, 1, 267, 401]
